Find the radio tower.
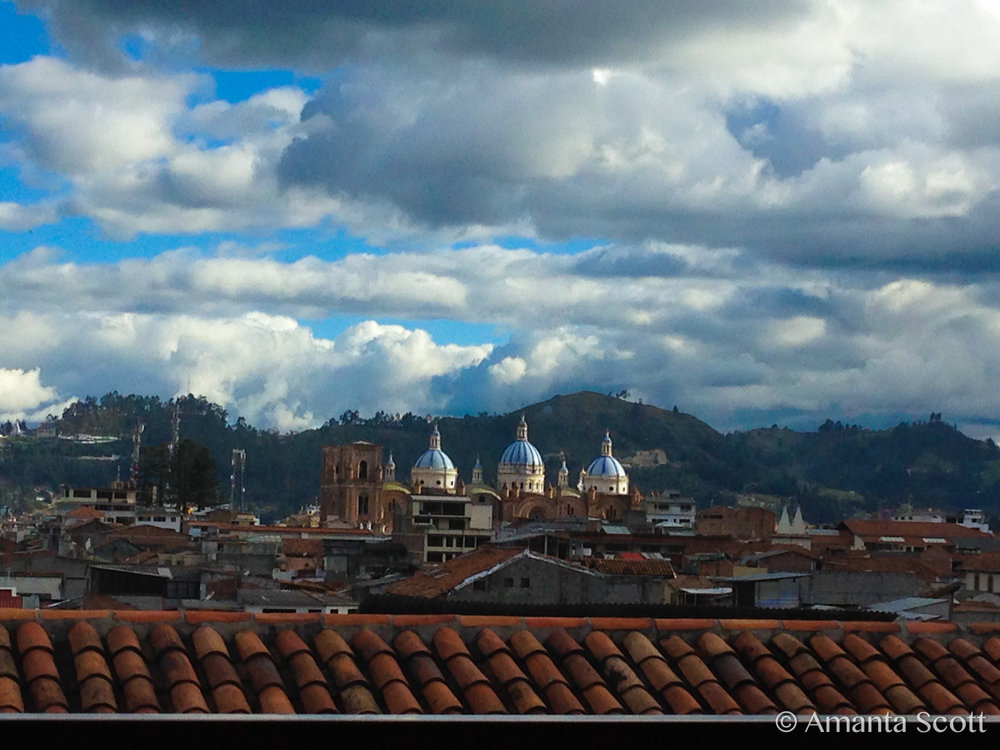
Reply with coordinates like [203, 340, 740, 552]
[230, 449, 247, 511]
[129, 422, 144, 488]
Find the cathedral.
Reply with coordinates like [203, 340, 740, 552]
[319, 416, 643, 534]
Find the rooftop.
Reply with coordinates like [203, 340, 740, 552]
[3, 609, 1000, 718]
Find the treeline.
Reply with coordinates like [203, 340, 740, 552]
[4, 391, 1000, 525]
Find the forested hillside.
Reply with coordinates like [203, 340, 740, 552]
[3, 391, 1000, 525]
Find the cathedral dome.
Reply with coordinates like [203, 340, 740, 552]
[498, 415, 543, 469]
[497, 415, 546, 493]
[579, 430, 629, 495]
[411, 425, 458, 493]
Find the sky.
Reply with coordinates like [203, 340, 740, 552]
[2, 1, 1000, 438]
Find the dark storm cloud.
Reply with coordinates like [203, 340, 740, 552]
[20, 0, 815, 70]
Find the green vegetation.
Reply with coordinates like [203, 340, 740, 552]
[3, 391, 1000, 524]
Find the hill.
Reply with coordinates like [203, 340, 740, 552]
[3, 391, 1000, 525]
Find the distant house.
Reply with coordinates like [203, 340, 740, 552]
[385, 545, 674, 605]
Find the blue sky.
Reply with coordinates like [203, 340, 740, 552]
[3, 1, 1000, 439]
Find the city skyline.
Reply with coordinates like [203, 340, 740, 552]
[3, 2, 1000, 438]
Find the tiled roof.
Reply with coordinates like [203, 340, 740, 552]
[4, 611, 1000, 716]
[385, 547, 526, 598]
[578, 558, 676, 576]
[843, 520, 994, 541]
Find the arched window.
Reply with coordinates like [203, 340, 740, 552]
[358, 460, 368, 479]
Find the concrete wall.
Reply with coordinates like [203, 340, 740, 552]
[800, 570, 924, 607]
[449, 556, 668, 605]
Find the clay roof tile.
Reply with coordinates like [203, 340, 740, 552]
[463, 681, 506, 714]
[420, 679, 463, 714]
[581, 683, 624, 715]
[560, 652, 604, 691]
[234, 630, 271, 663]
[67, 621, 104, 656]
[327, 654, 368, 689]
[112, 648, 152, 685]
[433, 627, 469, 662]
[0, 649, 16, 682]
[192, 626, 229, 660]
[0, 677, 24, 713]
[771, 632, 809, 659]
[16, 622, 53, 655]
[697, 681, 742, 715]
[522, 651, 569, 690]
[474, 627, 511, 659]
[21, 648, 59, 683]
[257, 684, 296, 714]
[919, 681, 965, 714]
[299, 682, 338, 714]
[74, 649, 113, 683]
[200, 652, 241, 689]
[106, 625, 142, 657]
[158, 648, 199, 687]
[243, 654, 285, 691]
[542, 681, 586, 714]
[509, 630, 547, 659]
[210, 682, 251, 714]
[120, 675, 160, 713]
[393, 630, 432, 659]
[29, 677, 69, 713]
[982, 637, 1000, 663]
[149, 623, 185, 657]
[772, 681, 815, 714]
[584, 631, 623, 665]
[339, 683, 382, 714]
[288, 651, 327, 690]
[545, 628, 585, 658]
[731, 631, 772, 665]
[169, 681, 209, 714]
[380, 679, 422, 714]
[366, 651, 406, 691]
[351, 628, 393, 663]
[697, 632, 735, 660]
[842, 634, 880, 664]
[622, 631, 662, 665]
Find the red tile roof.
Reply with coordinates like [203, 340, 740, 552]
[4, 611, 1000, 716]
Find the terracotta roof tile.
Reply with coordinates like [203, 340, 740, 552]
[339, 684, 382, 714]
[210, 682, 251, 714]
[433, 626, 470, 663]
[149, 623, 186, 657]
[235, 630, 272, 662]
[67, 621, 104, 655]
[299, 682, 338, 714]
[697, 680, 742, 715]
[351, 628, 393, 662]
[192, 626, 229, 660]
[697, 632, 736, 659]
[393, 630, 432, 659]
[29, 677, 69, 713]
[482, 651, 526, 689]
[380, 679, 422, 714]
[74, 648, 113, 683]
[404, 652, 447, 690]
[882, 683, 926, 714]
[560, 652, 604, 690]
[243, 654, 285, 691]
[112, 648, 151, 684]
[443, 653, 488, 691]
[201, 651, 241, 689]
[79, 673, 118, 713]
[327, 654, 368, 689]
[521, 651, 568, 689]
[0, 649, 17, 683]
[545, 628, 585, 658]
[275, 629, 312, 661]
[475, 627, 512, 658]
[257, 683, 296, 714]
[106, 625, 142, 657]
[919, 680, 966, 714]
[159, 648, 199, 687]
[463, 681, 506, 714]
[581, 683, 624, 714]
[953, 681, 998, 712]
[168, 680, 209, 714]
[841, 634, 880, 664]
[21, 648, 60, 683]
[0, 677, 24, 713]
[982, 637, 1000, 663]
[654, 618, 716, 632]
[420, 679, 464, 714]
[17, 621, 54, 655]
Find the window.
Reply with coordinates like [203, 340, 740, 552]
[357, 495, 369, 515]
[473, 580, 488, 591]
[358, 460, 368, 479]
[504, 577, 514, 588]
[520, 578, 530, 589]
[566, 505, 575, 516]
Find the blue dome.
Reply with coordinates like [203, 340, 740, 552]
[586, 455, 626, 477]
[500, 439, 543, 468]
[414, 449, 455, 470]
